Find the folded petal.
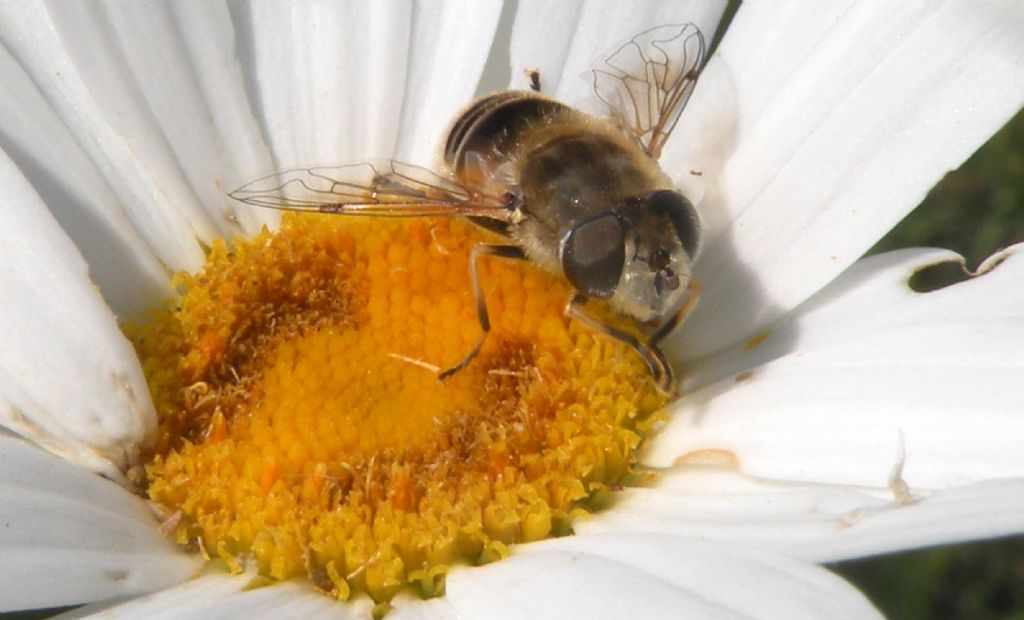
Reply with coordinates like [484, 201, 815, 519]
[446, 532, 881, 619]
[0, 46, 171, 317]
[57, 571, 369, 620]
[0, 435, 198, 612]
[0, 152, 154, 476]
[665, 0, 1024, 359]
[651, 245, 1024, 490]
[581, 469, 1024, 563]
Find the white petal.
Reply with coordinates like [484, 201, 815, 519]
[581, 469, 1024, 563]
[0, 151, 154, 476]
[446, 532, 881, 619]
[666, 0, 1024, 359]
[100, 2, 279, 236]
[392, 1, 502, 165]
[59, 572, 370, 620]
[650, 245, 1024, 490]
[0, 2, 214, 272]
[509, 0, 727, 101]
[0, 435, 198, 612]
[248, 2, 411, 166]
[387, 590, 460, 618]
[389, 593, 458, 619]
[0, 46, 171, 317]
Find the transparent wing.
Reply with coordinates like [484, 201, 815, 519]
[593, 23, 706, 159]
[229, 160, 514, 221]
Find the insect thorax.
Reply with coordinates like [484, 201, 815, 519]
[445, 91, 669, 274]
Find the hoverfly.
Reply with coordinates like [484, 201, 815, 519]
[231, 24, 706, 395]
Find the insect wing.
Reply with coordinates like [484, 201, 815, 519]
[593, 24, 706, 159]
[229, 160, 512, 220]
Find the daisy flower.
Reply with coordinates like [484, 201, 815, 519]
[2, 1, 1023, 618]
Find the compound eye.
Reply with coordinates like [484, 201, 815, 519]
[649, 190, 701, 258]
[561, 212, 626, 299]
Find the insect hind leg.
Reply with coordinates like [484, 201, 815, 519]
[438, 243, 526, 381]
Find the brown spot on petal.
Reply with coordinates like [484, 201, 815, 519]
[673, 448, 739, 469]
[743, 331, 770, 350]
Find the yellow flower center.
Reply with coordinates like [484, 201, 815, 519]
[128, 214, 666, 604]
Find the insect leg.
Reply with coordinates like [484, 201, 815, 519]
[650, 280, 701, 345]
[526, 69, 542, 92]
[565, 293, 675, 395]
[438, 244, 527, 381]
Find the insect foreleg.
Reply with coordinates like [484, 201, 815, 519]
[565, 293, 675, 396]
[438, 244, 527, 381]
